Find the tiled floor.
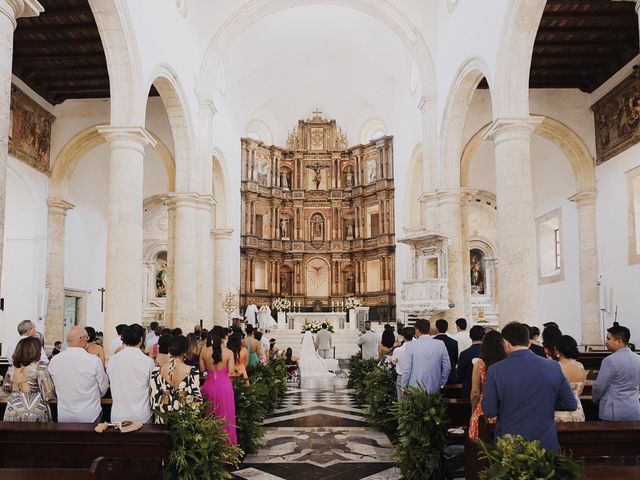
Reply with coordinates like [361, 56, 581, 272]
[231, 374, 401, 480]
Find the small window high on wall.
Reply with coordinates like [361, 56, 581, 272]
[627, 165, 640, 264]
[536, 208, 564, 284]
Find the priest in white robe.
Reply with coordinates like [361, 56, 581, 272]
[245, 301, 258, 327]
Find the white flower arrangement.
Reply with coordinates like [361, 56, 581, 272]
[272, 297, 291, 311]
[301, 320, 335, 334]
[344, 297, 362, 309]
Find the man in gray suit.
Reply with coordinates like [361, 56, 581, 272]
[401, 318, 450, 395]
[357, 322, 379, 360]
[593, 325, 640, 421]
[317, 323, 332, 359]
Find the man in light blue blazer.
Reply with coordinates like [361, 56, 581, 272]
[593, 325, 640, 421]
[401, 318, 451, 395]
[482, 322, 576, 452]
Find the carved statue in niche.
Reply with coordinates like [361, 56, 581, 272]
[344, 217, 354, 239]
[280, 271, 290, 295]
[345, 168, 354, 188]
[346, 271, 356, 294]
[305, 162, 328, 190]
[279, 218, 290, 239]
[257, 160, 268, 186]
[155, 252, 168, 298]
[310, 214, 324, 241]
[366, 159, 377, 183]
[470, 248, 485, 295]
[280, 169, 290, 189]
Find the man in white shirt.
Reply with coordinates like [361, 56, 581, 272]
[107, 323, 155, 423]
[108, 324, 126, 356]
[3, 320, 48, 363]
[391, 326, 414, 400]
[48, 326, 109, 422]
[455, 318, 472, 358]
[144, 321, 159, 349]
[245, 302, 258, 327]
[357, 322, 379, 360]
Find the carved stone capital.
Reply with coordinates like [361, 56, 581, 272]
[483, 117, 544, 145]
[167, 192, 200, 210]
[0, 0, 43, 28]
[569, 190, 597, 207]
[212, 228, 233, 240]
[96, 126, 157, 151]
[47, 198, 75, 215]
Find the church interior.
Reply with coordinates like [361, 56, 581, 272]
[1, 0, 640, 478]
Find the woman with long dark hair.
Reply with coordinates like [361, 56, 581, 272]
[469, 329, 507, 440]
[85, 326, 106, 366]
[226, 332, 249, 382]
[200, 328, 237, 445]
[554, 335, 586, 422]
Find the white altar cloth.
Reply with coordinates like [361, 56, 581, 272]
[287, 312, 352, 330]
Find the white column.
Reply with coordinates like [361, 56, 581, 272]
[167, 193, 199, 333]
[0, 0, 42, 298]
[484, 117, 542, 327]
[98, 126, 156, 348]
[570, 191, 601, 344]
[196, 195, 214, 328]
[212, 228, 233, 325]
[437, 190, 468, 324]
[44, 198, 74, 347]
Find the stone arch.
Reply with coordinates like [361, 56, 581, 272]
[494, 0, 546, 118]
[403, 143, 424, 227]
[49, 126, 176, 201]
[359, 117, 388, 144]
[304, 256, 331, 297]
[198, 0, 436, 103]
[460, 116, 595, 196]
[245, 118, 274, 144]
[89, 0, 145, 125]
[439, 55, 493, 188]
[211, 148, 230, 228]
[146, 65, 194, 193]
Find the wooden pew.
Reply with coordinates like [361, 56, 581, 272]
[0, 422, 167, 473]
[469, 419, 640, 480]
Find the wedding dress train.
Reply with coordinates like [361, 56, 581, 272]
[299, 331, 334, 378]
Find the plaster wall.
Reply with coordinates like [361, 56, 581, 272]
[1, 158, 48, 350]
[596, 143, 640, 341]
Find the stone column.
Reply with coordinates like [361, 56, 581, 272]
[98, 126, 156, 349]
[44, 198, 74, 346]
[196, 195, 214, 328]
[570, 191, 601, 344]
[168, 193, 199, 333]
[0, 0, 42, 297]
[213, 228, 233, 325]
[437, 190, 468, 323]
[484, 117, 542, 327]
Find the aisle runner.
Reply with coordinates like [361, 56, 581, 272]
[232, 376, 400, 480]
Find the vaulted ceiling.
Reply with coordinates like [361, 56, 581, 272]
[10, 0, 640, 105]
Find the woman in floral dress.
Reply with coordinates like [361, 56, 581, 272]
[2, 337, 55, 421]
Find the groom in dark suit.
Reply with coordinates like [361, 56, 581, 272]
[482, 322, 577, 452]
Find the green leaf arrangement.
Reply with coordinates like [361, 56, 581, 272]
[232, 377, 267, 455]
[478, 434, 583, 480]
[158, 397, 242, 480]
[393, 386, 449, 480]
[346, 352, 378, 405]
[251, 357, 288, 415]
[363, 365, 398, 436]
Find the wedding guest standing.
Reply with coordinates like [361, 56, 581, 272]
[401, 319, 450, 394]
[358, 322, 379, 360]
[433, 320, 458, 384]
[2, 337, 55, 421]
[457, 325, 485, 398]
[85, 326, 106, 366]
[150, 335, 201, 423]
[107, 323, 155, 423]
[3, 320, 48, 364]
[200, 329, 237, 445]
[454, 318, 472, 356]
[593, 325, 640, 421]
[553, 335, 586, 423]
[49, 326, 109, 423]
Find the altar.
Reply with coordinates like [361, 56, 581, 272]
[284, 312, 353, 331]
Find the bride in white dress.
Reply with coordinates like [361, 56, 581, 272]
[299, 330, 334, 378]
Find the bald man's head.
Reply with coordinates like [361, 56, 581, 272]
[67, 326, 88, 348]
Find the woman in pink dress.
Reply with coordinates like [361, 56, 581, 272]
[200, 326, 237, 445]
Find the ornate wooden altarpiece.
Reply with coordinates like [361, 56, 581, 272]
[240, 111, 396, 322]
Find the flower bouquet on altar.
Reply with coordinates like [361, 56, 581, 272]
[301, 320, 335, 334]
[344, 297, 362, 310]
[272, 297, 291, 312]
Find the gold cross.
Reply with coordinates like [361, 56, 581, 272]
[312, 107, 323, 117]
